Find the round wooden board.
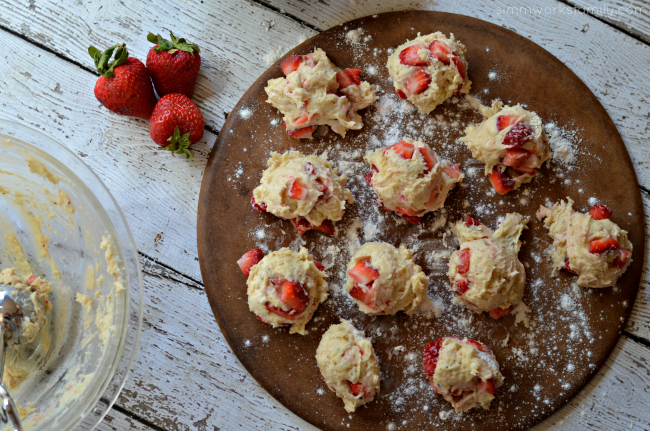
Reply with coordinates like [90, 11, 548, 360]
[197, 11, 644, 431]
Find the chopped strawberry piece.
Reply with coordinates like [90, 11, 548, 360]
[349, 382, 371, 398]
[349, 283, 377, 309]
[496, 115, 518, 131]
[286, 125, 315, 139]
[419, 146, 438, 173]
[428, 40, 452, 65]
[399, 45, 428, 66]
[489, 306, 514, 319]
[294, 114, 310, 126]
[313, 219, 335, 235]
[443, 164, 462, 179]
[589, 204, 613, 220]
[457, 249, 471, 274]
[280, 55, 302, 76]
[385, 140, 415, 159]
[465, 217, 481, 227]
[336, 68, 362, 89]
[398, 213, 422, 224]
[455, 278, 469, 295]
[348, 261, 380, 285]
[396, 89, 407, 99]
[488, 169, 514, 195]
[305, 162, 314, 175]
[502, 122, 534, 149]
[344, 68, 361, 85]
[451, 56, 467, 79]
[265, 303, 300, 320]
[364, 165, 378, 185]
[237, 248, 265, 277]
[395, 206, 419, 217]
[503, 149, 532, 168]
[291, 218, 313, 235]
[466, 339, 491, 353]
[303, 53, 315, 66]
[405, 68, 431, 96]
[562, 257, 577, 274]
[423, 338, 444, 377]
[278, 279, 309, 313]
[251, 195, 267, 212]
[256, 315, 272, 325]
[289, 180, 308, 200]
[480, 378, 497, 395]
[313, 260, 325, 271]
[26, 275, 36, 285]
[589, 238, 620, 254]
[613, 249, 631, 268]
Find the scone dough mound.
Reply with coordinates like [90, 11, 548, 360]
[460, 100, 552, 194]
[345, 242, 427, 315]
[423, 337, 504, 412]
[387, 32, 471, 114]
[244, 247, 328, 334]
[364, 137, 463, 224]
[252, 151, 354, 235]
[316, 319, 381, 412]
[537, 199, 632, 288]
[265, 48, 377, 138]
[448, 213, 528, 318]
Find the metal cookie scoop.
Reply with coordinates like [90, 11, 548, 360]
[0, 284, 47, 431]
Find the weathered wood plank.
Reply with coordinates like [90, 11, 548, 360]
[567, 0, 650, 43]
[96, 409, 158, 431]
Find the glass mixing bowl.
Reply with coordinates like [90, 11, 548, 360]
[0, 119, 143, 430]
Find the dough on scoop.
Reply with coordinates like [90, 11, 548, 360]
[345, 241, 428, 315]
[364, 137, 463, 224]
[447, 213, 528, 318]
[460, 100, 552, 194]
[316, 319, 381, 412]
[423, 337, 504, 412]
[265, 48, 376, 138]
[245, 247, 328, 335]
[386, 32, 471, 114]
[537, 199, 632, 288]
[252, 151, 354, 235]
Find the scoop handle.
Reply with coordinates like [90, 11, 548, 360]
[0, 328, 22, 431]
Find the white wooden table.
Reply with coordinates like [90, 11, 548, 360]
[1, 1, 649, 429]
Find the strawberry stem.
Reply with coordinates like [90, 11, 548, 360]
[147, 32, 201, 56]
[160, 127, 195, 158]
[88, 43, 129, 77]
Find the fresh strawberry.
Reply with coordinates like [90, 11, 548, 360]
[349, 382, 371, 397]
[423, 338, 444, 377]
[451, 56, 467, 79]
[286, 125, 315, 139]
[294, 114, 310, 126]
[280, 55, 302, 76]
[397, 213, 422, 224]
[278, 279, 309, 313]
[348, 261, 380, 285]
[303, 53, 315, 67]
[443, 164, 462, 179]
[503, 149, 532, 168]
[336, 68, 362, 89]
[589, 204, 613, 220]
[149, 93, 204, 158]
[349, 283, 376, 309]
[365, 165, 378, 185]
[396, 89, 407, 99]
[395, 206, 419, 217]
[489, 306, 514, 319]
[26, 275, 37, 285]
[457, 249, 471, 274]
[562, 257, 577, 274]
[465, 217, 481, 227]
[613, 250, 631, 268]
[146, 32, 201, 98]
[313, 260, 325, 271]
[313, 220, 335, 235]
[590, 238, 620, 254]
[488, 169, 514, 195]
[385, 141, 415, 159]
[419, 146, 438, 173]
[502, 122, 534, 148]
[405, 68, 431, 96]
[515, 153, 540, 175]
[399, 45, 428, 66]
[480, 378, 497, 395]
[289, 180, 308, 200]
[428, 40, 452, 65]
[237, 248, 264, 277]
[455, 278, 470, 295]
[291, 218, 312, 235]
[89, 44, 156, 119]
[251, 195, 267, 212]
[496, 115, 518, 131]
[265, 303, 300, 320]
[466, 339, 491, 353]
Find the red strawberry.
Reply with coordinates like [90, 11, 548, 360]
[349, 283, 376, 309]
[488, 169, 514, 195]
[589, 204, 613, 220]
[399, 45, 428, 66]
[395, 206, 419, 217]
[396, 89, 407, 99]
[613, 250, 631, 268]
[349, 382, 371, 397]
[443, 164, 462, 179]
[251, 195, 267, 212]
[496, 115, 518, 131]
[465, 217, 481, 227]
[502, 122, 534, 149]
[294, 114, 310, 126]
[503, 149, 532, 168]
[149, 94, 205, 158]
[336, 68, 362, 89]
[489, 306, 514, 319]
[313, 220, 335, 235]
[466, 339, 491, 353]
[348, 261, 380, 285]
[451, 56, 467, 79]
[365, 165, 378, 185]
[562, 257, 577, 274]
[280, 55, 302, 76]
[455, 278, 470, 295]
[480, 378, 497, 395]
[423, 338, 444, 377]
[237, 248, 264, 277]
[286, 125, 315, 139]
[419, 146, 438, 173]
[89, 44, 156, 119]
[397, 212, 422, 224]
[291, 218, 312, 235]
[289, 180, 308, 200]
[406, 68, 431, 96]
[428, 40, 452, 65]
[146, 32, 201, 98]
[265, 303, 300, 320]
[589, 238, 620, 254]
[385, 141, 415, 159]
[313, 260, 325, 271]
[278, 279, 309, 313]
[457, 249, 471, 274]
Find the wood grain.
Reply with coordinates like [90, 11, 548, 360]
[567, 0, 650, 43]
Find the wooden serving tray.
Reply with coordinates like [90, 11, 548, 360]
[198, 11, 644, 431]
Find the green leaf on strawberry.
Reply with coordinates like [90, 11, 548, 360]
[147, 32, 201, 56]
[88, 43, 129, 78]
[159, 127, 195, 159]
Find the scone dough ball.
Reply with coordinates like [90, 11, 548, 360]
[448, 213, 528, 319]
[460, 100, 552, 195]
[364, 137, 463, 224]
[423, 337, 504, 412]
[316, 319, 381, 412]
[345, 241, 427, 315]
[238, 247, 328, 335]
[265, 48, 377, 138]
[387, 32, 471, 114]
[537, 199, 632, 288]
[252, 151, 354, 235]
